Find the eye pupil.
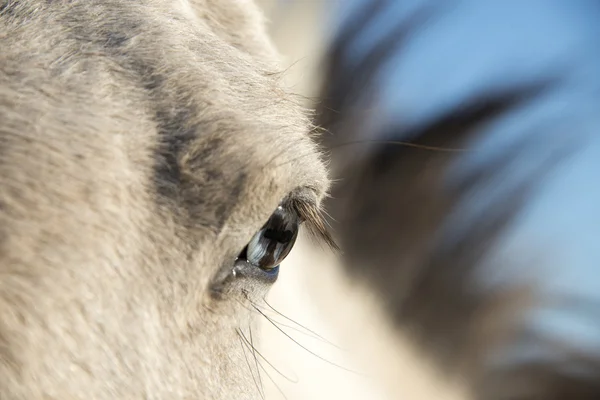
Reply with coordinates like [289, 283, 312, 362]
[240, 205, 300, 272]
[263, 228, 294, 243]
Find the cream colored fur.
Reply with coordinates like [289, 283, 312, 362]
[0, 1, 327, 398]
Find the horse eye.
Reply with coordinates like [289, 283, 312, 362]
[238, 205, 300, 272]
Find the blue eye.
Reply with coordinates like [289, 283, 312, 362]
[238, 205, 300, 272]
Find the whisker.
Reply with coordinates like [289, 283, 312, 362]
[248, 324, 265, 396]
[253, 308, 345, 353]
[255, 359, 290, 400]
[331, 139, 470, 153]
[237, 330, 265, 400]
[236, 299, 308, 382]
[254, 310, 341, 347]
[250, 302, 365, 375]
[268, 138, 471, 169]
[260, 296, 345, 350]
[239, 329, 290, 400]
[238, 299, 350, 379]
[261, 318, 342, 347]
[237, 328, 299, 384]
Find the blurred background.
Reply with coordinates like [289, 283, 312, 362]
[253, 1, 600, 399]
